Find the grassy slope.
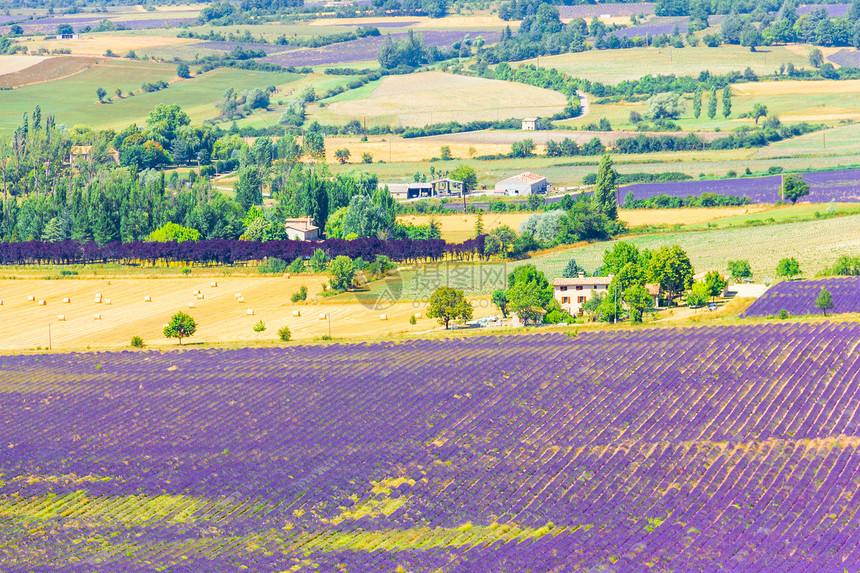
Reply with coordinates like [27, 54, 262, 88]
[0, 60, 301, 130]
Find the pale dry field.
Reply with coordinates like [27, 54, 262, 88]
[24, 35, 199, 57]
[731, 78, 860, 97]
[0, 276, 494, 350]
[399, 207, 767, 242]
[325, 71, 567, 127]
[0, 55, 49, 75]
[325, 136, 512, 163]
[312, 15, 518, 27]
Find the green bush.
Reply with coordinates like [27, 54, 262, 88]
[278, 326, 291, 341]
[291, 285, 308, 303]
[258, 257, 288, 274]
[778, 309, 789, 319]
[130, 335, 144, 348]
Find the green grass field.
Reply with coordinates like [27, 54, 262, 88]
[527, 45, 814, 84]
[0, 60, 301, 131]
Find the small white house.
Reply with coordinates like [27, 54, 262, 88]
[494, 172, 548, 196]
[553, 274, 613, 316]
[521, 118, 537, 131]
[284, 217, 320, 241]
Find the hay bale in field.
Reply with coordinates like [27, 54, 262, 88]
[247, 309, 254, 315]
[95, 293, 102, 298]
[380, 313, 387, 320]
[144, 296, 151, 302]
[94, 297, 101, 304]
[193, 290, 200, 295]
[462, 216, 468, 222]
[235, 293, 242, 298]
[188, 302, 196, 308]
[57, 315, 65, 321]
[27, 295, 35, 301]
[94, 313, 101, 320]
[63, 297, 70, 303]
[0, 300, 3, 305]
[38, 300, 46, 306]
[104, 299, 111, 305]
[414, 312, 422, 319]
[319, 312, 327, 320]
[210, 281, 218, 287]
[284, 273, 291, 279]
[197, 293, 204, 300]
[237, 296, 245, 303]
[292, 310, 301, 317]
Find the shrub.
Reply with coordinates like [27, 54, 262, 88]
[278, 325, 291, 341]
[291, 285, 308, 303]
[258, 257, 289, 274]
[778, 309, 789, 319]
[130, 335, 144, 348]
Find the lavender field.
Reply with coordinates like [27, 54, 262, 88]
[828, 48, 860, 68]
[622, 168, 860, 203]
[612, 16, 690, 38]
[741, 277, 860, 317]
[263, 30, 500, 67]
[797, 3, 850, 16]
[3, 324, 860, 570]
[559, 2, 655, 19]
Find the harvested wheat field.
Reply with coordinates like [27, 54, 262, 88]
[0, 55, 49, 76]
[325, 71, 567, 127]
[325, 136, 512, 163]
[24, 35, 199, 57]
[0, 276, 491, 350]
[0, 56, 98, 88]
[400, 207, 769, 242]
[732, 78, 860, 97]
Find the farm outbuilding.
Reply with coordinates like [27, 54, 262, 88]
[521, 118, 537, 131]
[494, 172, 548, 196]
[386, 178, 465, 200]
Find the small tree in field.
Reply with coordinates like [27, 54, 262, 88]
[96, 87, 107, 103]
[334, 148, 351, 164]
[815, 287, 833, 316]
[177, 62, 191, 78]
[253, 320, 266, 334]
[278, 325, 291, 341]
[164, 312, 197, 345]
[727, 259, 752, 281]
[428, 286, 473, 329]
[751, 103, 768, 124]
[781, 174, 810, 204]
[776, 257, 801, 280]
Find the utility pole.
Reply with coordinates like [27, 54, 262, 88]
[614, 284, 618, 325]
[327, 313, 331, 338]
[48, 323, 51, 351]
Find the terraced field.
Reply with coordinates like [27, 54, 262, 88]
[2, 323, 860, 570]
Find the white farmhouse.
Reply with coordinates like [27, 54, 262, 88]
[521, 118, 537, 131]
[284, 217, 320, 241]
[553, 274, 613, 316]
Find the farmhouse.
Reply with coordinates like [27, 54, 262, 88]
[69, 145, 119, 167]
[521, 118, 537, 131]
[554, 274, 613, 316]
[494, 172, 548, 196]
[284, 217, 320, 241]
[386, 178, 464, 200]
[644, 283, 662, 307]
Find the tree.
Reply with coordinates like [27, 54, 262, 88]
[343, 193, 390, 238]
[235, 167, 263, 209]
[491, 289, 509, 318]
[624, 284, 654, 323]
[177, 62, 191, 78]
[427, 286, 473, 329]
[253, 320, 266, 334]
[148, 222, 201, 242]
[164, 312, 197, 345]
[815, 287, 833, 316]
[334, 148, 351, 164]
[781, 174, 810, 204]
[451, 164, 477, 194]
[310, 248, 330, 272]
[96, 87, 107, 103]
[508, 281, 546, 325]
[776, 257, 801, 279]
[686, 282, 710, 307]
[328, 255, 356, 291]
[278, 326, 291, 341]
[602, 241, 641, 275]
[703, 271, 727, 298]
[751, 103, 768, 124]
[740, 23, 762, 51]
[645, 92, 686, 120]
[562, 258, 584, 278]
[727, 259, 752, 281]
[721, 85, 732, 118]
[362, 153, 373, 164]
[692, 86, 703, 119]
[473, 211, 484, 237]
[707, 87, 718, 119]
[809, 48, 823, 68]
[648, 245, 694, 304]
[592, 154, 618, 220]
[440, 146, 453, 161]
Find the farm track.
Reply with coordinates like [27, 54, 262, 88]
[1, 324, 860, 570]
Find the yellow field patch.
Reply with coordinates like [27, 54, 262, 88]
[326, 135, 513, 163]
[779, 108, 860, 122]
[324, 71, 567, 127]
[24, 34, 200, 57]
[0, 55, 49, 76]
[731, 78, 860, 97]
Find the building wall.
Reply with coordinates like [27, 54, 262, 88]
[554, 284, 608, 315]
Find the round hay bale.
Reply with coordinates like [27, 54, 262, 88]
[237, 296, 245, 303]
[197, 293, 204, 300]
[27, 295, 35, 301]
[93, 314, 101, 320]
[95, 293, 102, 298]
[94, 298, 101, 304]
[144, 296, 152, 302]
[38, 300, 46, 306]
[292, 310, 301, 317]
[63, 297, 70, 303]
[246, 309, 255, 315]
[210, 281, 218, 287]
[188, 302, 196, 308]
[462, 216, 468, 222]
[379, 313, 387, 320]
[414, 312, 422, 319]
[0, 300, 3, 305]
[284, 273, 291, 279]
[234, 293, 242, 298]
[104, 299, 111, 305]
[57, 315, 66, 321]
[319, 312, 328, 320]
[193, 290, 200, 295]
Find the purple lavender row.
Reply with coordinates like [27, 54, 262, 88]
[741, 276, 860, 317]
[622, 168, 860, 203]
[559, 2, 655, 19]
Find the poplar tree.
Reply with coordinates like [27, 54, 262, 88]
[591, 154, 618, 220]
[707, 87, 717, 119]
[722, 86, 732, 118]
[692, 86, 703, 119]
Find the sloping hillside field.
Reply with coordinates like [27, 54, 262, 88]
[3, 324, 860, 570]
[741, 277, 860, 317]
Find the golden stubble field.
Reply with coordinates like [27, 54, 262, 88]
[0, 276, 495, 350]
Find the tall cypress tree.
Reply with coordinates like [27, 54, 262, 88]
[592, 154, 618, 220]
[692, 86, 703, 119]
[707, 87, 717, 119]
[722, 85, 732, 118]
